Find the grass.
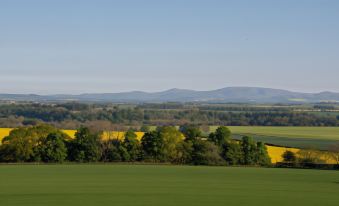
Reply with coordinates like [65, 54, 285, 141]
[210, 126, 339, 150]
[0, 165, 339, 206]
[226, 126, 339, 140]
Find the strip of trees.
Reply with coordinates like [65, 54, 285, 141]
[0, 124, 271, 166]
[1, 102, 338, 128]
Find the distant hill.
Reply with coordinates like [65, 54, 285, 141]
[1, 87, 339, 103]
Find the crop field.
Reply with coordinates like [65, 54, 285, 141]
[225, 126, 339, 140]
[220, 126, 339, 150]
[0, 165, 339, 206]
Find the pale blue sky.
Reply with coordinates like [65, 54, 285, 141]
[0, 0, 338, 94]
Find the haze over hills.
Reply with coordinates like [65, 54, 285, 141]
[1, 87, 339, 103]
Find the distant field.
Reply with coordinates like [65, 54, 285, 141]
[0, 165, 339, 206]
[211, 126, 339, 150]
[225, 126, 339, 140]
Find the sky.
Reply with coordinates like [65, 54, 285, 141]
[0, 0, 339, 94]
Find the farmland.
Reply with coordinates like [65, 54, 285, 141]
[1, 165, 339, 206]
[224, 126, 339, 150]
[226, 126, 339, 140]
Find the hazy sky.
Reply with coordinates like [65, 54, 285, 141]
[1, 0, 339, 94]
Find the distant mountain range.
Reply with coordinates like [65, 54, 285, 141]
[1, 87, 339, 103]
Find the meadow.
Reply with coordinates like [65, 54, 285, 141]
[0, 165, 339, 206]
[226, 126, 339, 140]
[224, 126, 339, 150]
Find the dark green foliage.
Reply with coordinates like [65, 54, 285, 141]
[191, 140, 225, 166]
[141, 131, 164, 161]
[208, 126, 231, 146]
[179, 125, 202, 141]
[241, 136, 258, 165]
[0, 124, 62, 162]
[255, 142, 271, 166]
[118, 143, 131, 161]
[68, 127, 101, 162]
[239, 137, 271, 166]
[221, 141, 243, 165]
[37, 132, 68, 163]
[1, 102, 338, 128]
[101, 140, 122, 162]
[0, 124, 272, 167]
[123, 130, 141, 161]
[176, 141, 193, 164]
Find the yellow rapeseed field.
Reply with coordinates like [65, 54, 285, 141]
[0, 128, 336, 164]
[266, 145, 299, 163]
[0, 128, 144, 142]
[0, 128, 12, 142]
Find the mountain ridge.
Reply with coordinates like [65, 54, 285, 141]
[1, 87, 339, 103]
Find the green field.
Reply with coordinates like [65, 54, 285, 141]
[1, 165, 339, 206]
[212, 126, 339, 150]
[226, 126, 339, 140]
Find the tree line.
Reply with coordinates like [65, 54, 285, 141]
[0, 103, 338, 128]
[0, 124, 271, 166]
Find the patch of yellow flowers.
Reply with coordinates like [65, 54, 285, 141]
[0, 128, 144, 142]
[0, 128, 335, 164]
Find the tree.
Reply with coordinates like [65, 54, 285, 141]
[282, 150, 297, 163]
[208, 126, 231, 146]
[158, 126, 184, 162]
[37, 132, 68, 163]
[0, 124, 60, 162]
[241, 136, 257, 165]
[256, 142, 271, 166]
[141, 131, 164, 161]
[221, 141, 242, 165]
[101, 139, 122, 162]
[179, 125, 202, 141]
[176, 141, 193, 164]
[191, 140, 225, 166]
[68, 127, 101, 162]
[123, 130, 140, 161]
[119, 144, 131, 161]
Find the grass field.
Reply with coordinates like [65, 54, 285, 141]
[226, 126, 339, 140]
[221, 126, 339, 150]
[0, 165, 339, 206]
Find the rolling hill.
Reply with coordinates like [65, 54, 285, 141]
[1, 87, 339, 103]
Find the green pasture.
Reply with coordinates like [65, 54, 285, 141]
[1, 165, 339, 206]
[211, 126, 339, 150]
[225, 126, 339, 140]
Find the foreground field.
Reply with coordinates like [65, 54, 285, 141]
[0, 165, 339, 206]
